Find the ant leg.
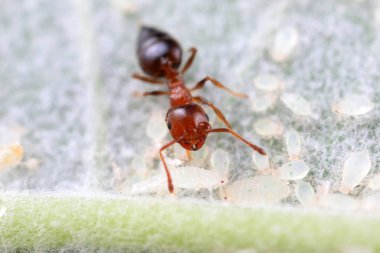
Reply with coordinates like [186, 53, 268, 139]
[133, 90, 170, 97]
[181, 47, 197, 75]
[186, 150, 192, 160]
[159, 140, 176, 193]
[190, 76, 248, 98]
[205, 128, 266, 156]
[132, 73, 165, 85]
[193, 96, 232, 129]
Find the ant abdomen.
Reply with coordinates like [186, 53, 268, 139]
[137, 26, 182, 78]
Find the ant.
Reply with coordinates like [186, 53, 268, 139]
[133, 26, 266, 193]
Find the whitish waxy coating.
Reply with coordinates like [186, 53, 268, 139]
[253, 74, 283, 92]
[270, 26, 300, 62]
[285, 129, 301, 160]
[319, 193, 358, 210]
[131, 155, 148, 178]
[0, 144, 24, 170]
[295, 181, 315, 207]
[145, 111, 167, 141]
[362, 193, 380, 211]
[254, 117, 284, 138]
[340, 150, 371, 194]
[0, 206, 6, 219]
[226, 176, 290, 205]
[210, 148, 230, 180]
[368, 173, 380, 190]
[0, 126, 27, 147]
[278, 160, 310, 180]
[281, 92, 313, 116]
[332, 94, 374, 116]
[252, 152, 270, 171]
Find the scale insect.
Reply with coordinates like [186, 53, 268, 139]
[133, 26, 266, 193]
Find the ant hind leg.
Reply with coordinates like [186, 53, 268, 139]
[190, 76, 248, 98]
[133, 90, 170, 97]
[132, 73, 165, 85]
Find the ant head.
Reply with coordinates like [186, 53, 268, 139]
[166, 103, 211, 151]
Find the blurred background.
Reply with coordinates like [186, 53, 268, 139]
[0, 0, 379, 204]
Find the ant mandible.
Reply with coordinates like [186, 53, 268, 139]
[132, 26, 266, 193]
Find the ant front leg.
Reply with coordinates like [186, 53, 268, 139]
[181, 47, 197, 75]
[159, 140, 176, 193]
[206, 128, 266, 155]
[132, 73, 165, 85]
[192, 96, 232, 129]
[190, 76, 248, 98]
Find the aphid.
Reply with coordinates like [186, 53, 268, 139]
[131, 166, 222, 194]
[254, 117, 284, 138]
[253, 74, 283, 92]
[285, 129, 301, 160]
[295, 181, 315, 207]
[332, 94, 374, 116]
[225, 176, 290, 205]
[249, 92, 277, 113]
[210, 148, 230, 183]
[281, 92, 313, 117]
[340, 150, 371, 194]
[270, 26, 299, 63]
[252, 152, 270, 172]
[277, 160, 310, 180]
[133, 26, 266, 193]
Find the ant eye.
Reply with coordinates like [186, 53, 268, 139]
[167, 122, 172, 130]
[205, 113, 209, 121]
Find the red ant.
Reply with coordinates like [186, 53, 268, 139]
[133, 26, 266, 193]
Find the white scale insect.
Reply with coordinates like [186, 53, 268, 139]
[249, 93, 277, 113]
[210, 148, 230, 185]
[254, 117, 284, 138]
[253, 74, 283, 92]
[339, 149, 371, 194]
[332, 94, 374, 116]
[277, 160, 310, 180]
[131, 166, 223, 195]
[285, 129, 301, 160]
[270, 26, 300, 63]
[252, 152, 270, 172]
[295, 181, 316, 207]
[225, 176, 290, 205]
[281, 92, 313, 117]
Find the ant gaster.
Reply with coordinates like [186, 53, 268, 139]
[133, 26, 266, 193]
